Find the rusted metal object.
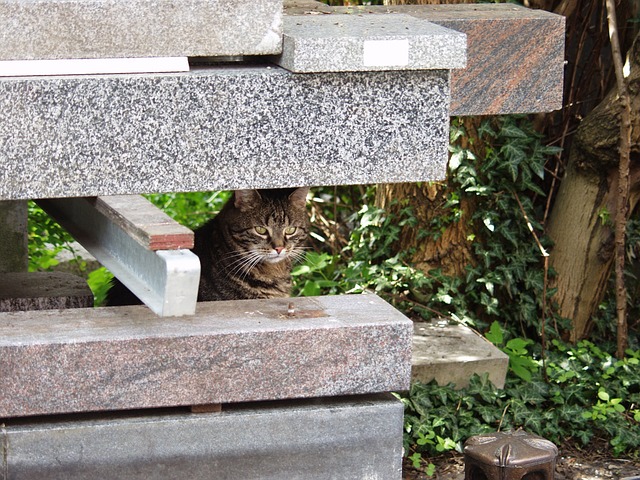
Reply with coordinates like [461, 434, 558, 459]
[464, 430, 558, 480]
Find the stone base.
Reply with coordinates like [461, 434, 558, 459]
[412, 321, 508, 389]
[0, 272, 93, 312]
[1, 394, 403, 480]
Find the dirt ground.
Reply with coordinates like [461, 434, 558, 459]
[403, 442, 640, 479]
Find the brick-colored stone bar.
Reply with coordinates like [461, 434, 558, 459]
[0, 294, 412, 418]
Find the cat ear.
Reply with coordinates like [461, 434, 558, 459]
[234, 189, 262, 212]
[288, 187, 309, 207]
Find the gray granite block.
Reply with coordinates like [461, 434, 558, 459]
[0, 272, 93, 312]
[275, 14, 466, 72]
[0, 0, 282, 60]
[0, 294, 412, 417]
[1, 394, 404, 480]
[412, 321, 508, 389]
[285, 1, 565, 115]
[0, 65, 449, 200]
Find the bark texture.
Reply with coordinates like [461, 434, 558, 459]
[547, 34, 640, 341]
[375, 183, 475, 278]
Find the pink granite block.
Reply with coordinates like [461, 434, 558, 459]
[0, 294, 412, 418]
[424, 5, 565, 116]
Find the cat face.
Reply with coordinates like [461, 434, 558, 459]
[224, 188, 309, 272]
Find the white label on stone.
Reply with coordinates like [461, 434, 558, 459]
[363, 40, 409, 67]
[0, 57, 189, 77]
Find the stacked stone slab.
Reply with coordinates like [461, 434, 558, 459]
[0, 0, 565, 478]
[0, 1, 456, 478]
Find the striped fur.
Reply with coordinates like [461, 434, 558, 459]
[193, 187, 310, 301]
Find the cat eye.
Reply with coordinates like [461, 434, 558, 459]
[284, 226, 297, 235]
[254, 226, 268, 235]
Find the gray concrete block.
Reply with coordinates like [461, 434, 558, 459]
[412, 321, 508, 389]
[0, 294, 412, 417]
[1, 394, 404, 480]
[276, 14, 466, 72]
[0, 272, 93, 312]
[0, 65, 449, 200]
[0, 0, 282, 60]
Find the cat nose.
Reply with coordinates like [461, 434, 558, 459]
[274, 246, 285, 254]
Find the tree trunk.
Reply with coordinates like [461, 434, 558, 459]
[375, 182, 476, 277]
[547, 33, 640, 341]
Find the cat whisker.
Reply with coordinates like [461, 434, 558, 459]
[224, 251, 264, 278]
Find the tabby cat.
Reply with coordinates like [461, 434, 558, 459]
[106, 187, 309, 305]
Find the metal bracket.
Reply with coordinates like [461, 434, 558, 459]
[39, 197, 200, 317]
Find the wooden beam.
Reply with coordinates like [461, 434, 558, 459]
[90, 195, 194, 251]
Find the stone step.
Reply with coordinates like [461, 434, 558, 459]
[1, 394, 403, 480]
[412, 321, 509, 389]
[275, 14, 466, 73]
[285, 1, 565, 115]
[0, 0, 282, 60]
[0, 294, 412, 418]
[0, 65, 450, 200]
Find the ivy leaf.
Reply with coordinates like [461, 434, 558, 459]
[500, 122, 529, 138]
[485, 321, 504, 346]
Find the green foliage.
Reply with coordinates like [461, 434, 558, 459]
[449, 117, 562, 334]
[485, 321, 539, 381]
[294, 116, 565, 336]
[28, 202, 76, 272]
[145, 191, 231, 229]
[87, 267, 114, 307]
[403, 341, 640, 461]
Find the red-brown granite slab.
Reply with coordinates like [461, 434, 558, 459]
[285, 2, 565, 115]
[0, 294, 412, 418]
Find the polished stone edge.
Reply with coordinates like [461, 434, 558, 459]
[276, 14, 466, 72]
[0, 294, 412, 418]
[412, 321, 508, 389]
[0, 66, 449, 200]
[285, 2, 565, 115]
[0, 0, 283, 60]
[1, 394, 403, 480]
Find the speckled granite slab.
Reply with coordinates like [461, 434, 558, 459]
[0, 0, 282, 60]
[275, 14, 465, 72]
[0, 294, 412, 418]
[0, 65, 449, 200]
[2, 394, 403, 480]
[285, 1, 565, 115]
